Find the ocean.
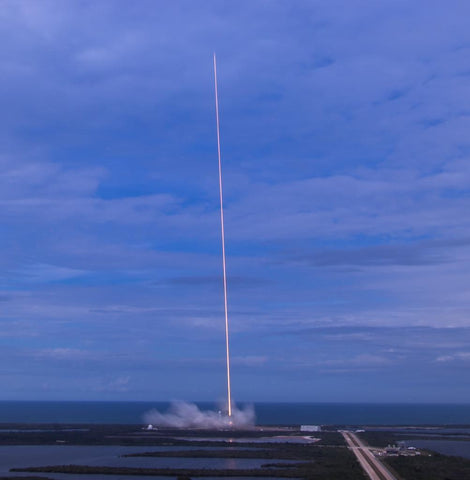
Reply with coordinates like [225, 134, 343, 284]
[1, 401, 470, 425]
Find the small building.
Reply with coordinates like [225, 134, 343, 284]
[300, 425, 321, 432]
[385, 445, 400, 455]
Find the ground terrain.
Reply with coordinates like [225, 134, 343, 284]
[1, 424, 470, 479]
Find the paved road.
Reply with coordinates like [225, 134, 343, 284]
[341, 431, 398, 480]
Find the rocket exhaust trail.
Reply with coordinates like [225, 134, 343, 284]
[213, 53, 232, 418]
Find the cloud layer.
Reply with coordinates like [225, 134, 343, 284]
[1, 0, 470, 402]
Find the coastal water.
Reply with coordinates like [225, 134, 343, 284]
[1, 401, 470, 425]
[0, 445, 278, 470]
[0, 445, 291, 480]
[402, 439, 470, 459]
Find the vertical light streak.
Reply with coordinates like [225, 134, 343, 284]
[213, 53, 232, 418]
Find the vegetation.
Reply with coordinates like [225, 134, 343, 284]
[0, 423, 344, 446]
[7, 423, 470, 479]
[13, 464, 312, 477]
[0, 477, 55, 480]
[385, 452, 470, 480]
[7, 427, 362, 479]
[123, 444, 346, 460]
[13, 448, 364, 479]
[358, 429, 470, 447]
[357, 430, 401, 447]
[357, 430, 470, 479]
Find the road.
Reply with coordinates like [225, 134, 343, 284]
[341, 430, 398, 480]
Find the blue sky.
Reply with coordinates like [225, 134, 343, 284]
[1, 0, 470, 403]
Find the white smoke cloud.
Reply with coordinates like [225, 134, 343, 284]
[143, 401, 255, 428]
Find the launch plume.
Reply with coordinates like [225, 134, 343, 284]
[213, 52, 232, 417]
[143, 401, 255, 428]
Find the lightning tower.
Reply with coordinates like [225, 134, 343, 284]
[213, 53, 232, 418]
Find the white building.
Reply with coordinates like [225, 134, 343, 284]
[300, 425, 321, 432]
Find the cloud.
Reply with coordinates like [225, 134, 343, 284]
[1, 0, 470, 401]
[321, 353, 394, 368]
[35, 348, 93, 359]
[162, 275, 268, 288]
[232, 355, 267, 367]
[291, 242, 450, 268]
[95, 376, 131, 393]
[14, 263, 87, 283]
[285, 353, 398, 373]
[436, 352, 470, 363]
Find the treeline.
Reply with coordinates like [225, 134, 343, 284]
[386, 452, 470, 480]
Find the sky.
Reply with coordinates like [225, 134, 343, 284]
[1, 0, 470, 403]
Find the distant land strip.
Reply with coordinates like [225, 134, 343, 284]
[12, 465, 311, 478]
[122, 447, 322, 459]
